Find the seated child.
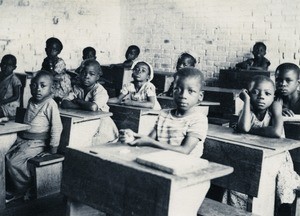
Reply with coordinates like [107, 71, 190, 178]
[108, 61, 161, 110]
[224, 75, 300, 214]
[61, 59, 118, 144]
[6, 70, 62, 202]
[163, 52, 197, 97]
[0, 54, 22, 118]
[119, 67, 208, 157]
[41, 37, 72, 103]
[236, 42, 270, 71]
[110, 45, 140, 69]
[275, 63, 300, 116]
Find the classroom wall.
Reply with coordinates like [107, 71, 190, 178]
[0, 0, 121, 72]
[120, 0, 300, 84]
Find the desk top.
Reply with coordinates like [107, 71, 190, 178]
[157, 96, 220, 106]
[108, 103, 161, 115]
[59, 108, 112, 123]
[71, 143, 233, 186]
[203, 86, 241, 94]
[0, 121, 30, 135]
[207, 124, 300, 156]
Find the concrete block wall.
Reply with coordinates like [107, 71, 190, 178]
[120, 0, 300, 84]
[0, 0, 121, 72]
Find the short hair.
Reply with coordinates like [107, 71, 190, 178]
[82, 59, 103, 76]
[32, 70, 54, 84]
[275, 63, 300, 79]
[248, 75, 275, 91]
[46, 37, 63, 51]
[174, 67, 204, 89]
[253, 42, 267, 51]
[1, 54, 17, 66]
[83, 47, 96, 57]
[177, 52, 196, 66]
[126, 45, 140, 56]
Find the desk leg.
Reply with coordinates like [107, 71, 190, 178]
[67, 199, 106, 216]
[168, 181, 210, 216]
[252, 154, 282, 216]
[0, 133, 17, 210]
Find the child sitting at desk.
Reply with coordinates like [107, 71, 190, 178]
[108, 61, 161, 110]
[0, 54, 22, 118]
[236, 42, 270, 71]
[61, 59, 118, 144]
[275, 63, 300, 116]
[225, 75, 300, 214]
[119, 67, 208, 157]
[41, 37, 72, 104]
[163, 52, 197, 97]
[5, 70, 62, 202]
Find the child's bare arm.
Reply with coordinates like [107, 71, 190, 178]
[0, 85, 20, 105]
[122, 96, 155, 109]
[61, 99, 81, 109]
[108, 93, 127, 104]
[250, 101, 283, 138]
[237, 89, 252, 132]
[73, 99, 98, 111]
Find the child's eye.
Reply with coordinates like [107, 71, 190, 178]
[188, 89, 195, 94]
[251, 89, 259, 95]
[41, 84, 46, 88]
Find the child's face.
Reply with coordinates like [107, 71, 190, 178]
[132, 63, 150, 82]
[30, 75, 53, 102]
[252, 45, 266, 58]
[276, 70, 299, 96]
[45, 42, 61, 58]
[176, 57, 194, 71]
[80, 65, 100, 87]
[0, 58, 16, 77]
[126, 49, 138, 61]
[83, 51, 96, 60]
[173, 76, 203, 112]
[249, 80, 274, 111]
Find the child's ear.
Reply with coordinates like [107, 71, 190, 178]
[198, 91, 204, 102]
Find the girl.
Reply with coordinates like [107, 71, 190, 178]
[41, 37, 72, 104]
[227, 75, 300, 214]
[109, 61, 161, 110]
[6, 70, 62, 202]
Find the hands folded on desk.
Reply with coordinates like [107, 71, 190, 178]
[119, 129, 151, 146]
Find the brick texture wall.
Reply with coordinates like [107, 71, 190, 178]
[0, 0, 121, 72]
[120, 0, 300, 83]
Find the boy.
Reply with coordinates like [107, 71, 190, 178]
[120, 67, 207, 157]
[236, 42, 270, 71]
[0, 54, 22, 118]
[275, 63, 300, 116]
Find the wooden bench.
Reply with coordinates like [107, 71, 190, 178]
[152, 71, 174, 95]
[198, 198, 257, 216]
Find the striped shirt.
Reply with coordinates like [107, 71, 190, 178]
[155, 106, 208, 157]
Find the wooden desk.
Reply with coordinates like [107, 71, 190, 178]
[58, 109, 112, 151]
[0, 121, 31, 209]
[61, 144, 233, 216]
[157, 96, 220, 109]
[202, 124, 300, 216]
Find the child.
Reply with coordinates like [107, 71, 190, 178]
[119, 67, 208, 157]
[163, 52, 197, 97]
[61, 59, 118, 144]
[108, 61, 161, 110]
[5, 70, 62, 202]
[224, 75, 300, 214]
[41, 37, 72, 103]
[123, 45, 140, 68]
[236, 42, 270, 71]
[0, 54, 22, 118]
[275, 63, 300, 116]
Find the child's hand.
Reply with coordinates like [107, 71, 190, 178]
[36, 152, 52, 158]
[127, 136, 152, 147]
[119, 129, 136, 144]
[239, 89, 250, 102]
[282, 108, 295, 117]
[121, 99, 132, 106]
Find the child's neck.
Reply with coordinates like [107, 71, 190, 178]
[174, 106, 196, 117]
[84, 83, 96, 94]
[253, 109, 267, 121]
[283, 90, 300, 107]
[133, 80, 147, 90]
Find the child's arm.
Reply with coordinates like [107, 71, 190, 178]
[237, 89, 252, 132]
[122, 96, 155, 109]
[48, 102, 63, 154]
[0, 84, 21, 105]
[249, 101, 283, 138]
[108, 93, 127, 104]
[71, 98, 98, 111]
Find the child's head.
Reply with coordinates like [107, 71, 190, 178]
[30, 70, 54, 102]
[248, 75, 275, 111]
[82, 47, 96, 60]
[45, 37, 63, 58]
[0, 54, 17, 77]
[176, 53, 197, 71]
[275, 63, 300, 97]
[173, 67, 204, 112]
[131, 61, 153, 82]
[125, 45, 140, 61]
[80, 59, 102, 87]
[252, 42, 267, 59]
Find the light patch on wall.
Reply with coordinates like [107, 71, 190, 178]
[18, 0, 29, 6]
